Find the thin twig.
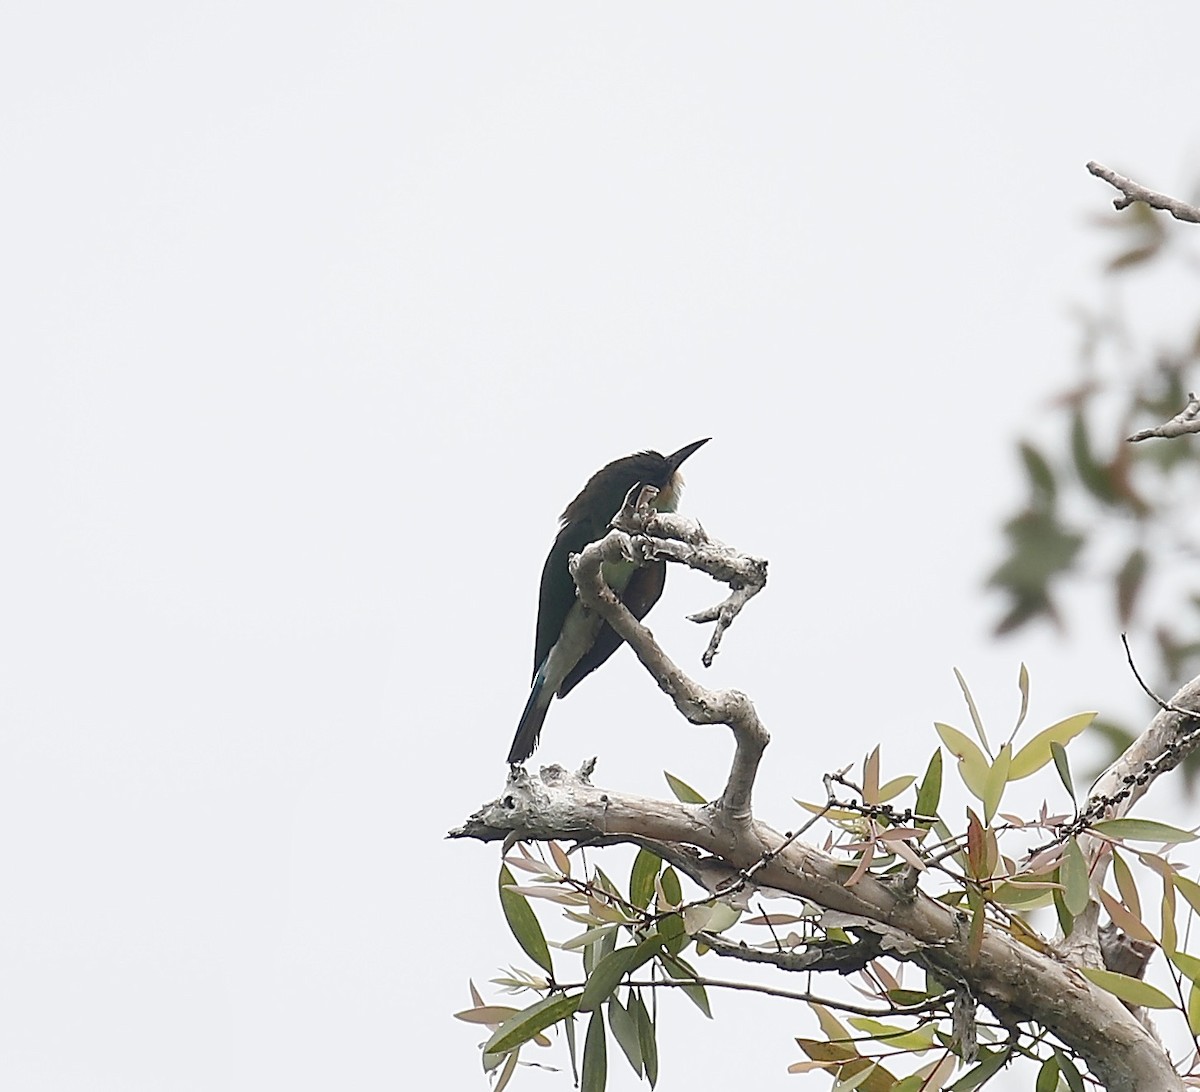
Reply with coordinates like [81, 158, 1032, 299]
[1121, 632, 1200, 719]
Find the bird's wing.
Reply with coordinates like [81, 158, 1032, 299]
[533, 519, 595, 680]
[556, 561, 666, 698]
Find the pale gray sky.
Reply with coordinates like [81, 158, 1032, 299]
[3, 4, 1200, 1090]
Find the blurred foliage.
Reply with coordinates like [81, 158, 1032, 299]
[988, 194, 1200, 782]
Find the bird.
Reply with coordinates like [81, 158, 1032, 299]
[506, 438, 710, 765]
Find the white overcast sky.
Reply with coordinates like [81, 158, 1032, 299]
[3, 5, 1200, 1090]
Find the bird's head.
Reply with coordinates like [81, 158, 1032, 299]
[650, 437, 711, 512]
[560, 438, 711, 527]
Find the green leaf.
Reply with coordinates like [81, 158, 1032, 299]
[1050, 741, 1075, 801]
[1008, 712, 1096, 779]
[663, 771, 706, 804]
[660, 866, 683, 907]
[661, 953, 712, 1017]
[1053, 1049, 1084, 1092]
[915, 749, 943, 821]
[1071, 408, 1117, 503]
[1091, 818, 1197, 844]
[1169, 950, 1200, 984]
[1018, 441, 1057, 506]
[876, 775, 916, 803]
[948, 1046, 1010, 1090]
[1189, 982, 1200, 1037]
[1173, 873, 1200, 915]
[493, 1048, 518, 1092]
[1035, 1055, 1059, 1092]
[1014, 662, 1031, 734]
[607, 993, 642, 1077]
[1112, 850, 1140, 918]
[1053, 884, 1074, 937]
[581, 1008, 607, 1092]
[499, 864, 553, 975]
[485, 992, 582, 1054]
[1115, 547, 1148, 627]
[982, 742, 1012, 824]
[1081, 967, 1175, 1008]
[578, 935, 662, 1012]
[631, 990, 657, 1088]
[1062, 837, 1091, 916]
[657, 912, 687, 956]
[954, 668, 991, 756]
[846, 1017, 937, 1050]
[934, 723, 990, 800]
[629, 848, 661, 909]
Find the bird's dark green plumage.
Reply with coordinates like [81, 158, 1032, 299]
[507, 439, 710, 765]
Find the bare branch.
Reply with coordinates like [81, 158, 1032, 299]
[611, 495, 768, 667]
[571, 507, 769, 822]
[1087, 161, 1200, 224]
[1127, 391, 1200, 442]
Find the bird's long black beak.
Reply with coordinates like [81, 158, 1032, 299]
[666, 437, 711, 473]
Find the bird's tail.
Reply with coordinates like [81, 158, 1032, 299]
[507, 665, 553, 765]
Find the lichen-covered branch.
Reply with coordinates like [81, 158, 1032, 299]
[1087, 161, 1200, 225]
[573, 496, 769, 822]
[1127, 391, 1200, 442]
[450, 762, 1182, 1091]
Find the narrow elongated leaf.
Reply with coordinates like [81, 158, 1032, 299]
[661, 953, 712, 1017]
[549, 841, 571, 877]
[915, 749, 943, 821]
[863, 746, 881, 805]
[561, 924, 618, 952]
[1169, 950, 1200, 984]
[966, 810, 986, 881]
[1097, 888, 1156, 945]
[1189, 982, 1200, 1037]
[934, 723, 989, 799]
[1009, 712, 1096, 779]
[631, 991, 657, 1088]
[982, 743, 1012, 824]
[629, 848, 661, 909]
[808, 1001, 852, 1043]
[657, 912, 687, 955]
[1050, 741, 1075, 801]
[1160, 866, 1178, 955]
[876, 775, 916, 803]
[846, 1017, 937, 1050]
[454, 1005, 520, 1025]
[499, 864, 553, 974]
[954, 668, 991, 755]
[1062, 837, 1091, 916]
[947, 1046, 1009, 1090]
[1014, 663, 1030, 734]
[1092, 818, 1196, 844]
[1056, 888, 1075, 940]
[1116, 547, 1148, 627]
[663, 771, 706, 804]
[1081, 967, 1175, 1008]
[578, 935, 662, 1012]
[607, 994, 642, 1077]
[1035, 1056, 1059, 1092]
[581, 1008, 607, 1092]
[660, 866, 682, 907]
[1053, 1048, 1084, 1092]
[493, 1048, 519, 1092]
[1112, 851, 1141, 919]
[833, 1062, 881, 1089]
[485, 992, 581, 1054]
[1172, 872, 1200, 914]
